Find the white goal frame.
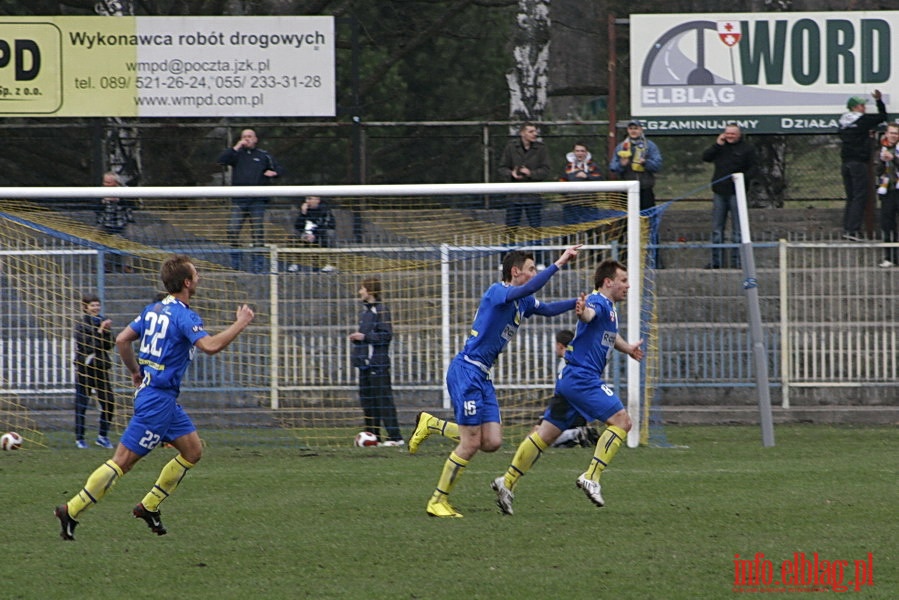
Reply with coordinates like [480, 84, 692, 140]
[0, 180, 644, 446]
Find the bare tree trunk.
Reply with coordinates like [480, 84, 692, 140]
[96, 0, 142, 187]
[506, 0, 551, 129]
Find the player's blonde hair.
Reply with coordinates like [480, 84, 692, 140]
[161, 254, 194, 293]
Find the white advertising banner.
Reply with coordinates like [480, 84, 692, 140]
[630, 12, 896, 134]
[0, 16, 335, 117]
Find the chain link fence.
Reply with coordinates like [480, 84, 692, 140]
[0, 120, 858, 208]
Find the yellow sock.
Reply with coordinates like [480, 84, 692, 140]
[504, 432, 548, 491]
[67, 459, 124, 518]
[430, 451, 468, 502]
[585, 425, 627, 482]
[140, 455, 195, 511]
[430, 416, 461, 443]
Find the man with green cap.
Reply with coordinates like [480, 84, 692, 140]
[839, 90, 888, 240]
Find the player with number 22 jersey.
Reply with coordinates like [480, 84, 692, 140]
[120, 295, 209, 456]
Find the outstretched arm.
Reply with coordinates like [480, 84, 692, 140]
[531, 298, 577, 317]
[614, 334, 644, 361]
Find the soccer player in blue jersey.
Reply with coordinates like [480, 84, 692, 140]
[491, 258, 643, 515]
[55, 254, 255, 541]
[412, 244, 581, 518]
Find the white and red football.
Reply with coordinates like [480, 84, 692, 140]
[1, 432, 23, 451]
[354, 431, 379, 447]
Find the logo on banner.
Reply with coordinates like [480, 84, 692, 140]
[0, 22, 62, 114]
[717, 20, 741, 47]
[637, 16, 892, 112]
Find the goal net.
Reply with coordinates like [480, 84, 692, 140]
[0, 181, 663, 449]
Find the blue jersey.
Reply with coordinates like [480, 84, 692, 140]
[564, 290, 618, 375]
[458, 264, 575, 369]
[460, 283, 539, 368]
[127, 295, 209, 394]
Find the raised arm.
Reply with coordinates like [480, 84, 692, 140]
[505, 244, 582, 302]
[195, 304, 256, 356]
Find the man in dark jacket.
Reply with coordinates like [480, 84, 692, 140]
[294, 196, 336, 249]
[839, 91, 888, 240]
[217, 128, 283, 271]
[701, 124, 757, 269]
[348, 277, 404, 446]
[290, 196, 337, 273]
[498, 122, 551, 230]
[73, 293, 116, 449]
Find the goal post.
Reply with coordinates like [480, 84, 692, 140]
[0, 180, 657, 449]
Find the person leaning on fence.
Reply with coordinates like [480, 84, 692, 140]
[701, 124, 757, 270]
[217, 128, 283, 272]
[876, 122, 899, 268]
[839, 91, 888, 241]
[73, 293, 116, 450]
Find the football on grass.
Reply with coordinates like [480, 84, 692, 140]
[1, 432, 23, 450]
[354, 431, 379, 447]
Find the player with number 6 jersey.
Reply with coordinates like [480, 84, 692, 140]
[492, 259, 644, 515]
[413, 245, 581, 518]
[54, 254, 255, 541]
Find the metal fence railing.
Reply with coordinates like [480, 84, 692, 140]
[4, 241, 898, 411]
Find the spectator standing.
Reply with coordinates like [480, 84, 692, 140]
[498, 122, 551, 231]
[839, 91, 888, 240]
[876, 123, 899, 267]
[609, 120, 663, 211]
[96, 172, 133, 273]
[349, 277, 404, 447]
[701, 124, 757, 269]
[73, 293, 116, 450]
[559, 142, 603, 229]
[610, 120, 664, 267]
[217, 128, 283, 272]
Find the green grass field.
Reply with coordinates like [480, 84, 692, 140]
[2, 425, 895, 599]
